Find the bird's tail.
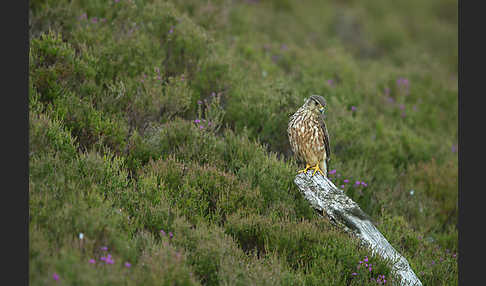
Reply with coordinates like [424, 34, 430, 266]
[320, 160, 328, 177]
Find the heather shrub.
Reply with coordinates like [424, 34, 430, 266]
[139, 157, 261, 225]
[29, 110, 77, 159]
[29, 0, 457, 285]
[29, 31, 96, 103]
[47, 92, 130, 153]
[168, 216, 302, 286]
[225, 213, 393, 285]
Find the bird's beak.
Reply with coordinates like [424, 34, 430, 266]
[319, 106, 325, 113]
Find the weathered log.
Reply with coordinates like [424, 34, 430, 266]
[294, 171, 422, 286]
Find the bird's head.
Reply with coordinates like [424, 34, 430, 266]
[305, 95, 327, 115]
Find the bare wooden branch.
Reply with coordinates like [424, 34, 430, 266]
[294, 171, 423, 286]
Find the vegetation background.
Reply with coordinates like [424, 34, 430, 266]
[29, 0, 458, 285]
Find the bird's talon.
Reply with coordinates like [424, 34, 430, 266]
[298, 164, 311, 174]
[310, 164, 324, 177]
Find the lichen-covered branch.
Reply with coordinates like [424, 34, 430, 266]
[294, 171, 422, 286]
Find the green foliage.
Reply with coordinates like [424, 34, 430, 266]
[29, 110, 78, 159]
[29, 0, 457, 285]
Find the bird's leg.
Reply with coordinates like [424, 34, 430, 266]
[297, 164, 311, 174]
[311, 163, 325, 177]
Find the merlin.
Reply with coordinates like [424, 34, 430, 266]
[287, 95, 331, 177]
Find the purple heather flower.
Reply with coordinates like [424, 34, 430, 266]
[91, 17, 98, 23]
[355, 181, 361, 186]
[397, 78, 410, 95]
[207, 121, 212, 126]
[369, 266, 372, 272]
[361, 182, 367, 187]
[359, 261, 363, 264]
[194, 119, 201, 124]
[100, 256, 107, 261]
[399, 104, 405, 110]
[343, 179, 349, 183]
[329, 169, 336, 175]
[364, 257, 368, 262]
[327, 79, 334, 87]
[169, 27, 174, 34]
[160, 230, 166, 236]
[397, 77, 409, 87]
[384, 87, 390, 96]
[351, 106, 357, 112]
[211, 92, 216, 97]
[451, 144, 457, 153]
[140, 79, 144, 83]
[169, 232, 174, 238]
[340, 185, 345, 189]
[53, 273, 59, 281]
[125, 262, 131, 268]
[101, 246, 108, 251]
[197, 100, 203, 105]
[199, 126, 204, 129]
[79, 13, 87, 20]
[352, 272, 358, 276]
[105, 255, 114, 264]
[386, 96, 395, 103]
[101, 18, 106, 23]
[281, 44, 288, 51]
[89, 259, 96, 264]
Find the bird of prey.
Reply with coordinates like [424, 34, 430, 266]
[287, 95, 331, 177]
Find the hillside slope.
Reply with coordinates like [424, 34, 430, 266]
[29, 0, 458, 285]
